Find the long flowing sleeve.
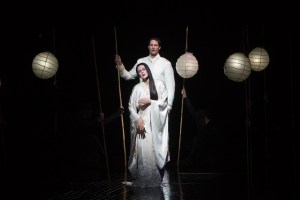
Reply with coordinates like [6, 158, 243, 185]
[128, 85, 140, 121]
[163, 61, 175, 110]
[150, 80, 170, 169]
[127, 84, 141, 174]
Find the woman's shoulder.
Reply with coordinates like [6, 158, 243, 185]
[133, 82, 143, 89]
[130, 84, 142, 97]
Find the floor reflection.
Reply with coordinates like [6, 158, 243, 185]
[44, 165, 248, 200]
[131, 187, 164, 200]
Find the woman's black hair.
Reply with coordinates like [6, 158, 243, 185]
[136, 63, 158, 100]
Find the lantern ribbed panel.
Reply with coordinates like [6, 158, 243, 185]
[224, 52, 251, 82]
[32, 51, 59, 79]
[249, 47, 270, 71]
[176, 52, 199, 78]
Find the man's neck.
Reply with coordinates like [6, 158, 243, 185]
[149, 53, 159, 59]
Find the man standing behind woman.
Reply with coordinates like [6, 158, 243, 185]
[114, 37, 175, 113]
[124, 63, 169, 187]
[114, 37, 175, 187]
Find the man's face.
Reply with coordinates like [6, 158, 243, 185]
[148, 40, 161, 56]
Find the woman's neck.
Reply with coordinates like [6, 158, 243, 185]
[142, 78, 149, 85]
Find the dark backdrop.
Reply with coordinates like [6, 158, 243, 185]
[1, 2, 297, 199]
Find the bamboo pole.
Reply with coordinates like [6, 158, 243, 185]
[114, 26, 128, 182]
[92, 34, 111, 183]
[177, 26, 189, 168]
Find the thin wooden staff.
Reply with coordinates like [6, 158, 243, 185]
[92, 34, 111, 183]
[51, 26, 59, 135]
[177, 26, 189, 168]
[114, 26, 128, 182]
[177, 79, 185, 168]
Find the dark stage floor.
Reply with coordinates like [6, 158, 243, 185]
[1, 160, 293, 200]
[43, 170, 245, 200]
[36, 163, 259, 200]
[37, 162, 296, 200]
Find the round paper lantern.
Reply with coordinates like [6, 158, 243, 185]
[32, 51, 59, 79]
[176, 52, 199, 78]
[224, 52, 251, 82]
[248, 47, 270, 71]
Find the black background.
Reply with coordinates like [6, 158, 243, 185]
[1, 2, 298, 199]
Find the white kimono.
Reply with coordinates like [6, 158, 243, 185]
[128, 79, 169, 187]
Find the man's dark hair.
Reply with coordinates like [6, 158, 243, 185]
[148, 37, 161, 47]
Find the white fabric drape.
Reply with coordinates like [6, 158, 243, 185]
[128, 80, 169, 187]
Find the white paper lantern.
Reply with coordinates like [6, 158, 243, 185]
[224, 52, 251, 82]
[32, 51, 59, 79]
[248, 47, 270, 71]
[176, 52, 199, 78]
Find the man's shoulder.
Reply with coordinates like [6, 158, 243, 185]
[159, 56, 171, 63]
[137, 56, 149, 61]
[137, 55, 171, 65]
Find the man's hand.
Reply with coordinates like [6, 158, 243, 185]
[114, 55, 123, 70]
[97, 113, 104, 123]
[119, 107, 124, 115]
[181, 88, 187, 98]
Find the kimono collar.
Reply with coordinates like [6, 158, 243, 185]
[148, 54, 161, 63]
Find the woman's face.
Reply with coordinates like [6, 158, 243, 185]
[137, 65, 148, 79]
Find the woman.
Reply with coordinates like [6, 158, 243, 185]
[124, 62, 169, 187]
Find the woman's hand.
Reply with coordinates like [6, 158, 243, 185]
[138, 98, 151, 107]
[136, 117, 146, 138]
[136, 117, 145, 131]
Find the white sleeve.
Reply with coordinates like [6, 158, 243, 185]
[164, 61, 175, 110]
[119, 59, 142, 80]
[128, 85, 140, 121]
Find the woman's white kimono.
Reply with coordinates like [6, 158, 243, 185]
[128, 79, 169, 187]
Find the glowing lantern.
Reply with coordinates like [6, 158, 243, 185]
[224, 52, 251, 82]
[32, 51, 59, 79]
[176, 52, 199, 78]
[249, 47, 270, 71]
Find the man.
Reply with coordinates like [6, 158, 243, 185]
[181, 88, 218, 169]
[114, 37, 175, 112]
[115, 37, 175, 185]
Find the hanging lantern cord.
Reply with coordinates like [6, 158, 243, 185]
[185, 26, 188, 53]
